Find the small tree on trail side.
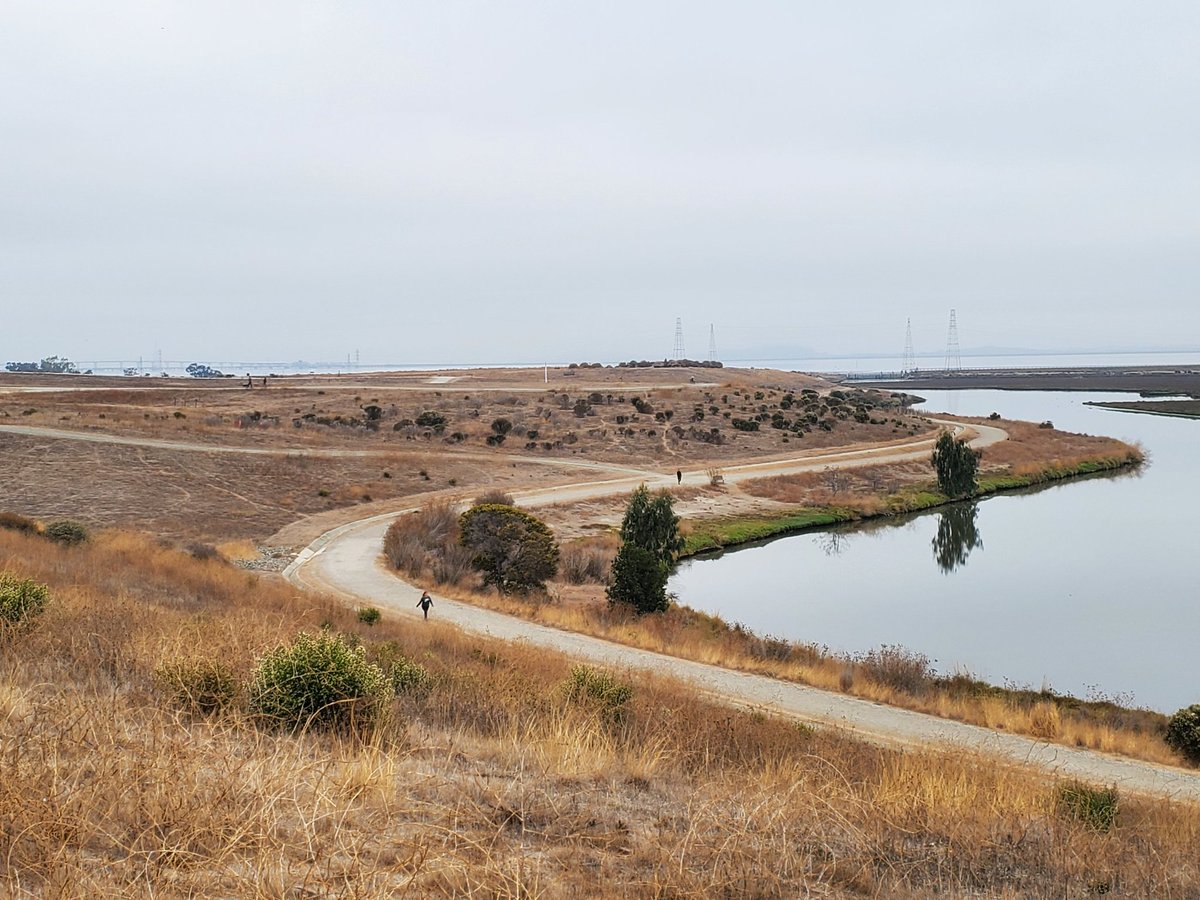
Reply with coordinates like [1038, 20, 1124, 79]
[607, 544, 669, 614]
[607, 485, 683, 614]
[619, 484, 683, 565]
[459, 503, 558, 594]
[931, 431, 980, 498]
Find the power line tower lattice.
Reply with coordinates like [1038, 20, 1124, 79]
[708, 324, 717, 362]
[672, 318, 685, 360]
[902, 318, 915, 374]
[945, 309, 961, 372]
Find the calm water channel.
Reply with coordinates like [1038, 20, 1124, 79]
[669, 389, 1198, 713]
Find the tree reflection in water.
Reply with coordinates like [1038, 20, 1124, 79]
[816, 530, 847, 557]
[932, 502, 983, 573]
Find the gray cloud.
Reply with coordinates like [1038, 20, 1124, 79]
[2, 2, 1197, 366]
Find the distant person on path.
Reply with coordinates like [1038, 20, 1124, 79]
[417, 591, 433, 619]
[676, 469, 682, 484]
[244, 373, 253, 389]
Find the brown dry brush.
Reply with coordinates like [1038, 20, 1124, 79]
[559, 536, 617, 585]
[383, 500, 464, 584]
[3, 527, 1200, 896]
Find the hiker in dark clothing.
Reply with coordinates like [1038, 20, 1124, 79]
[676, 469, 682, 484]
[417, 591, 433, 619]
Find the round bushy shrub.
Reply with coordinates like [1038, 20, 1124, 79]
[459, 504, 558, 593]
[1165, 704, 1200, 762]
[389, 657, 434, 697]
[44, 519, 89, 546]
[562, 665, 633, 724]
[249, 632, 393, 733]
[0, 571, 50, 628]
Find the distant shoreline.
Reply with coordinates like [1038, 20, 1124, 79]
[849, 365, 1200, 396]
[1084, 399, 1200, 420]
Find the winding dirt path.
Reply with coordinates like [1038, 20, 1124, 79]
[282, 423, 1200, 803]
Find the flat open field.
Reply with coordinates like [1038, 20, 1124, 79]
[853, 364, 1200, 395]
[0, 366, 930, 542]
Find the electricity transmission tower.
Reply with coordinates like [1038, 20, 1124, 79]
[945, 309, 961, 372]
[902, 319, 915, 374]
[708, 324, 717, 363]
[672, 318, 685, 360]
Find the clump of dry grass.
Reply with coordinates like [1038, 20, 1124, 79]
[559, 536, 617, 585]
[2, 524, 1199, 896]
[743, 460, 931, 507]
[383, 501, 465, 583]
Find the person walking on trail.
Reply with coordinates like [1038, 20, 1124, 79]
[676, 469, 682, 485]
[417, 591, 433, 619]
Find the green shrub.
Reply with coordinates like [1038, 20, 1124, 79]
[357, 606, 382, 626]
[0, 512, 39, 535]
[415, 411, 446, 428]
[390, 658, 434, 696]
[0, 572, 50, 628]
[44, 519, 89, 546]
[372, 641, 435, 696]
[1057, 781, 1118, 832]
[157, 659, 240, 713]
[562, 665, 633, 724]
[249, 632, 393, 733]
[1165, 704, 1200, 763]
[459, 504, 558, 593]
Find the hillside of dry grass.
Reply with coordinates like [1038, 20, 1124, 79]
[3, 528, 1200, 897]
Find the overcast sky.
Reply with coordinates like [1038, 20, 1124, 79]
[3, 2, 1198, 367]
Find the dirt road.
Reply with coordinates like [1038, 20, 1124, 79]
[0, 418, 997, 486]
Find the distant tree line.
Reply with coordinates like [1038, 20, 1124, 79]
[569, 359, 723, 369]
[185, 363, 226, 378]
[4, 356, 81, 374]
[617, 359, 724, 369]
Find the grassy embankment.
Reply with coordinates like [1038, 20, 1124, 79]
[3, 526, 1199, 896]
[683, 447, 1142, 555]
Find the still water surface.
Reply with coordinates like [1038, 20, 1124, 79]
[669, 390, 1198, 712]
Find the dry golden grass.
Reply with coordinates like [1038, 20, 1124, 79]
[980, 418, 1140, 475]
[3, 527, 1199, 896]
[741, 460, 932, 510]
[402, 565, 1184, 770]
